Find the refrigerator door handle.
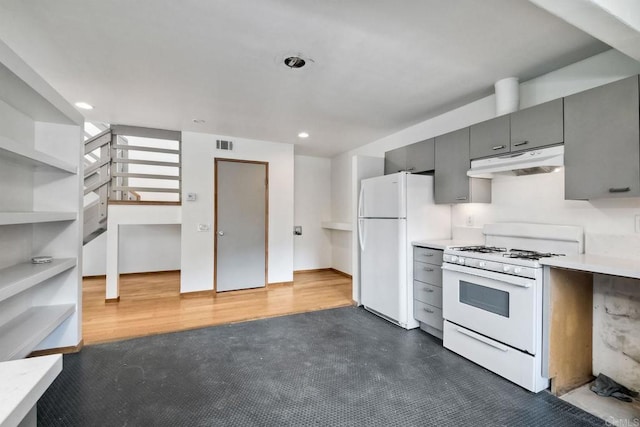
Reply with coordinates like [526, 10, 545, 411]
[358, 184, 365, 218]
[358, 218, 366, 252]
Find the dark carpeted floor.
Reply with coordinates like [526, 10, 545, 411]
[38, 307, 602, 426]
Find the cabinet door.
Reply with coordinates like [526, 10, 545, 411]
[405, 138, 435, 173]
[565, 76, 640, 200]
[510, 99, 563, 152]
[469, 115, 510, 159]
[384, 147, 406, 175]
[435, 128, 471, 204]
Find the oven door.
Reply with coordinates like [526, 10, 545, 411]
[442, 263, 537, 354]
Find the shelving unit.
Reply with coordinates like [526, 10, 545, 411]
[0, 258, 76, 304]
[0, 135, 77, 174]
[321, 221, 352, 231]
[0, 38, 83, 362]
[0, 212, 76, 225]
[0, 305, 75, 360]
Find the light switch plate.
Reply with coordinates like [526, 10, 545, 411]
[294, 226, 302, 236]
[187, 192, 197, 201]
[197, 223, 210, 232]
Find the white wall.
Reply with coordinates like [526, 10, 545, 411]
[330, 153, 353, 274]
[180, 131, 294, 293]
[293, 155, 332, 271]
[331, 49, 640, 275]
[83, 223, 181, 276]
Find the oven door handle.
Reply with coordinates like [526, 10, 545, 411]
[442, 263, 533, 288]
[456, 327, 509, 352]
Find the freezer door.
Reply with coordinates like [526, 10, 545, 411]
[360, 218, 406, 324]
[359, 173, 406, 218]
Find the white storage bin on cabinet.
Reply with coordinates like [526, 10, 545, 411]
[0, 39, 83, 360]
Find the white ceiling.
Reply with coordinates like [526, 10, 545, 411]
[0, 0, 609, 157]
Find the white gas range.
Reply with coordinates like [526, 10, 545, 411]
[441, 223, 584, 393]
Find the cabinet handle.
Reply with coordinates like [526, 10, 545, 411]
[455, 196, 467, 201]
[513, 141, 529, 147]
[423, 253, 434, 257]
[406, 167, 415, 171]
[423, 308, 435, 314]
[423, 288, 434, 293]
[423, 267, 434, 272]
[609, 187, 631, 193]
[492, 145, 506, 150]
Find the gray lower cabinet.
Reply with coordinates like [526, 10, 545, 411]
[434, 128, 491, 204]
[413, 246, 444, 339]
[510, 98, 563, 152]
[469, 115, 510, 159]
[565, 75, 640, 200]
[384, 138, 435, 174]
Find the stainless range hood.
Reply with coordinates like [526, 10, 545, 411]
[467, 145, 564, 179]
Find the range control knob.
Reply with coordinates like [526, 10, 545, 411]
[503, 265, 511, 272]
[514, 267, 523, 274]
[479, 261, 486, 268]
[450, 256, 458, 263]
[458, 257, 465, 265]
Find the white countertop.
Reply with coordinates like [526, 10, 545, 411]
[541, 254, 640, 280]
[0, 354, 62, 427]
[412, 239, 483, 250]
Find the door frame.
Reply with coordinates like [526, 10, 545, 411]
[213, 158, 269, 292]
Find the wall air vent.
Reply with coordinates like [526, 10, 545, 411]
[216, 140, 233, 151]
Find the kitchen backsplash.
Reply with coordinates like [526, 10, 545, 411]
[451, 171, 640, 257]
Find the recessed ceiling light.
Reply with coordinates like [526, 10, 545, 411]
[75, 102, 93, 110]
[298, 132, 309, 138]
[193, 119, 206, 124]
[284, 56, 306, 69]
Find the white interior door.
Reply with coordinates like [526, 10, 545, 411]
[215, 159, 267, 292]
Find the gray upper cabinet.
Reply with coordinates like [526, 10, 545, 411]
[406, 138, 435, 173]
[470, 115, 510, 159]
[384, 138, 435, 175]
[435, 128, 490, 204]
[510, 98, 563, 152]
[565, 75, 640, 200]
[384, 146, 406, 175]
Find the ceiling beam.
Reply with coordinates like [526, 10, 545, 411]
[529, 0, 640, 62]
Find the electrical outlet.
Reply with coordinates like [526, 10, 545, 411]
[294, 226, 302, 236]
[635, 215, 640, 233]
[186, 192, 197, 201]
[466, 215, 474, 227]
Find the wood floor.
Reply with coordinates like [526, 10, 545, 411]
[82, 269, 353, 345]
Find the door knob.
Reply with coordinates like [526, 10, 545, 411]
[218, 231, 225, 236]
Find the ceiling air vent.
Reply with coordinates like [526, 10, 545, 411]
[216, 140, 233, 151]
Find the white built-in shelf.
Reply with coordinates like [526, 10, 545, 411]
[0, 136, 77, 174]
[0, 354, 62, 427]
[321, 221, 352, 231]
[0, 211, 76, 225]
[0, 258, 77, 304]
[0, 304, 75, 361]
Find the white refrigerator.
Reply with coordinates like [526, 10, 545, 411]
[358, 172, 450, 329]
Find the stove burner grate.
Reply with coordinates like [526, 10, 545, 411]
[503, 249, 566, 261]
[450, 246, 506, 253]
